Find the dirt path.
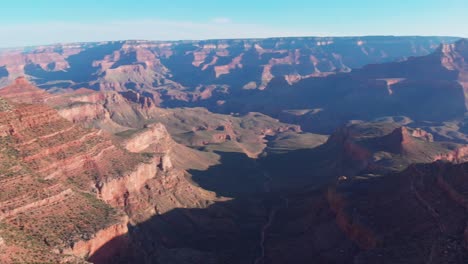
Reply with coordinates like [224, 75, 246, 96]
[253, 196, 289, 264]
[410, 166, 447, 234]
[410, 166, 448, 264]
[252, 160, 290, 264]
[254, 206, 278, 264]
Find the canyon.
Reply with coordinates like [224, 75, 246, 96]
[0, 36, 468, 263]
[0, 36, 456, 95]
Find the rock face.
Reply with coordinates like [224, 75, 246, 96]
[257, 120, 468, 193]
[326, 161, 468, 263]
[0, 36, 455, 94]
[48, 86, 302, 159]
[1, 38, 468, 264]
[0, 37, 464, 134]
[66, 221, 129, 261]
[122, 123, 174, 153]
[329, 121, 464, 171]
[0, 82, 220, 262]
[0, 99, 129, 262]
[259, 161, 468, 264]
[54, 89, 157, 133]
[210, 38, 467, 134]
[0, 76, 51, 103]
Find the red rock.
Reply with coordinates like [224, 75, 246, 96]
[0, 76, 51, 104]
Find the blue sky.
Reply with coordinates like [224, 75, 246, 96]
[0, 0, 467, 47]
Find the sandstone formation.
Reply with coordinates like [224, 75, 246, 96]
[1, 38, 468, 264]
[259, 120, 468, 193]
[41, 83, 302, 159]
[0, 76, 51, 103]
[219, 39, 468, 134]
[0, 81, 221, 263]
[0, 36, 455, 99]
[327, 161, 468, 263]
[259, 161, 468, 263]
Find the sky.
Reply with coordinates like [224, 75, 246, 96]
[0, 0, 467, 48]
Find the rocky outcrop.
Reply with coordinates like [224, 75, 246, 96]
[67, 219, 129, 260]
[1, 39, 464, 137]
[434, 145, 468, 163]
[0, 37, 455, 95]
[214, 54, 243, 78]
[0, 78, 228, 262]
[215, 39, 468, 134]
[98, 161, 157, 207]
[439, 38, 468, 72]
[319, 123, 466, 176]
[47, 87, 303, 159]
[410, 127, 434, 141]
[324, 162, 468, 263]
[0, 76, 51, 103]
[0, 98, 137, 262]
[53, 89, 161, 133]
[1, 35, 467, 263]
[0, 46, 75, 82]
[378, 126, 420, 153]
[0, 188, 73, 220]
[122, 123, 174, 153]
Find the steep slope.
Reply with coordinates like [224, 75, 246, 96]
[259, 120, 468, 191]
[1, 37, 467, 263]
[0, 86, 221, 262]
[50, 82, 467, 194]
[49, 87, 305, 158]
[0, 76, 51, 103]
[255, 161, 468, 264]
[0, 36, 456, 94]
[326, 161, 468, 263]
[91, 156, 468, 264]
[0, 99, 133, 263]
[224, 38, 468, 133]
[324, 123, 466, 173]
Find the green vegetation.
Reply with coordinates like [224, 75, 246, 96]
[265, 132, 328, 154]
[0, 97, 12, 111]
[115, 128, 140, 138]
[55, 101, 94, 110]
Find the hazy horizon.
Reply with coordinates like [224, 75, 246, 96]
[0, 35, 463, 50]
[1, 0, 467, 48]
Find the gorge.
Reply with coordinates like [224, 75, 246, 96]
[0, 36, 468, 263]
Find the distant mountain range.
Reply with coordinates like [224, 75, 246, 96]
[1, 36, 468, 264]
[0, 36, 457, 90]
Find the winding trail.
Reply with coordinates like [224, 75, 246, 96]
[410, 166, 447, 264]
[253, 197, 289, 264]
[410, 166, 446, 234]
[252, 160, 290, 264]
[254, 205, 279, 264]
